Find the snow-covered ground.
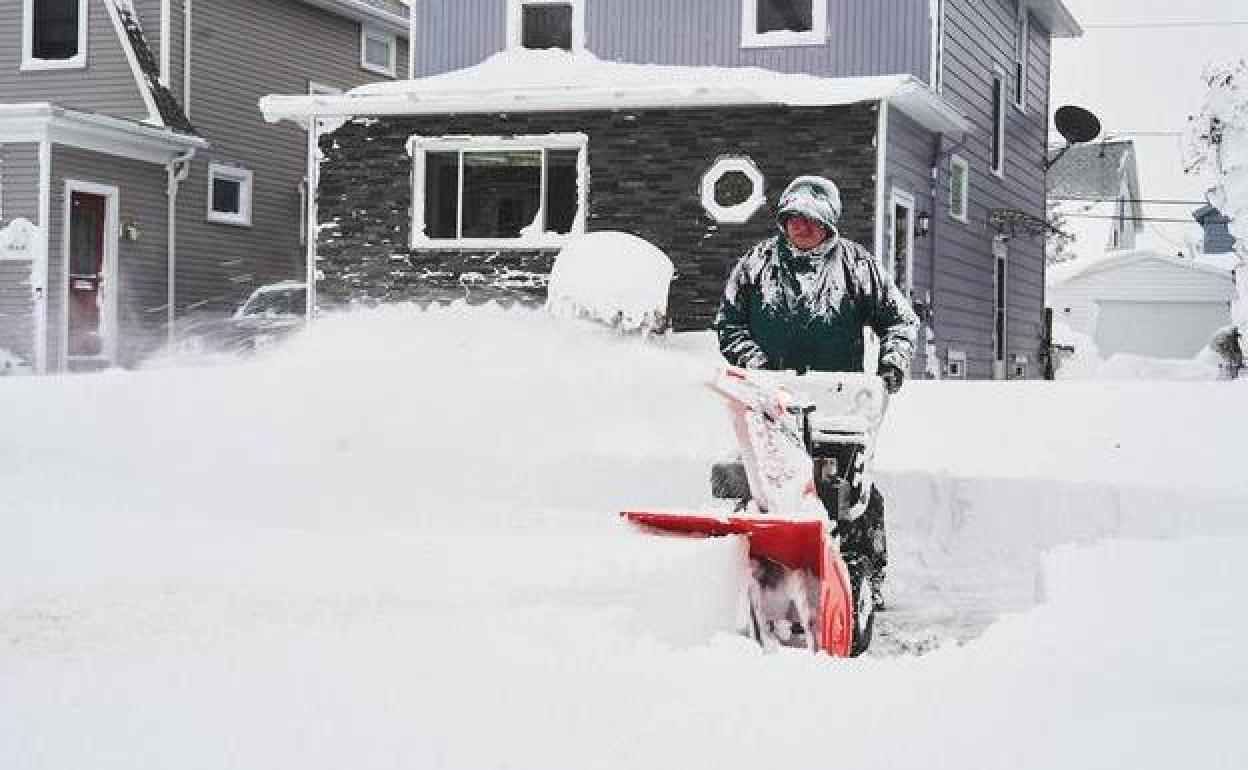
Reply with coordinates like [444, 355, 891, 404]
[3, 306, 1246, 770]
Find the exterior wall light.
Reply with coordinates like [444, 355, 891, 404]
[121, 218, 142, 242]
[916, 211, 931, 237]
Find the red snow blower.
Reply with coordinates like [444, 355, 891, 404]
[624, 366, 888, 656]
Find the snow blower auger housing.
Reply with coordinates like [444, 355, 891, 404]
[624, 367, 888, 657]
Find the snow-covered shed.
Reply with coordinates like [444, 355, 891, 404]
[1047, 250, 1235, 359]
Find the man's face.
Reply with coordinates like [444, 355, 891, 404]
[784, 215, 829, 251]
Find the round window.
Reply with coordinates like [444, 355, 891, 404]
[701, 157, 765, 224]
[714, 171, 754, 208]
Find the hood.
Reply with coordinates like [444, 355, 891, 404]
[776, 175, 843, 233]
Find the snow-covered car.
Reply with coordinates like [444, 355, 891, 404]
[176, 281, 307, 355]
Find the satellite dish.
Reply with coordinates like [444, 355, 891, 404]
[1055, 105, 1101, 145]
[1046, 105, 1102, 171]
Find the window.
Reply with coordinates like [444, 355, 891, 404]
[409, 134, 587, 248]
[22, 0, 88, 70]
[993, 238, 1008, 376]
[741, 0, 827, 48]
[889, 189, 916, 294]
[1014, 7, 1029, 109]
[701, 157, 765, 224]
[929, 0, 945, 91]
[360, 27, 396, 77]
[949, 154, 969, 223]
[208, 165, 253, 226]
[991, 72, 1006, 177]
[507, 0, 584, 52]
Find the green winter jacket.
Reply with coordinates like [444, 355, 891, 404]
[714, 235, 919, 375]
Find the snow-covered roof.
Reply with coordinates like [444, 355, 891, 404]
[1047, 248, 1234, 288]
[260, 50, 970, 138]
[1048, 140, 1139, 201]
[1024, 0, 1083, 38]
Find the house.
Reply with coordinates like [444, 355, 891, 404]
[1193, 204, 1237, 256]
[0, 0, 411, 374]
[263, 0, 1083, 380]
[1047, 250, 1234, 359]
[1047, 139, 1144, 256]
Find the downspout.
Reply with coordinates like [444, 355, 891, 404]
[35, 136, 51, 374]
[182, 0, 192, 118]
[304, 116, 320, 325]
[873, 99, 889, 264]
[166, 148, 195, 341]
[407, 0, 417, 79]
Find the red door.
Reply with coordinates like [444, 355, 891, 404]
[68, 192, 106, 356]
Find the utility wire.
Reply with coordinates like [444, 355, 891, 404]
[1061, 213, 1207, 224]
[1081, 20, 1248, 29]
[1054, 197, 1209, 206]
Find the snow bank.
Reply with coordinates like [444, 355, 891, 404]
[3, 306, 1248, 770]
[546, 231, 674, 333]
[1051, 319, 1224, 380]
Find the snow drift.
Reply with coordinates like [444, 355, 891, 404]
[2, 305, 1247, 770]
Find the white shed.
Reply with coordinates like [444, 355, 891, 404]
[1048, 251, 1235, 359]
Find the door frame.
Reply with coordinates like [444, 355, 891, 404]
[61, 180, 119, 370]
[888, 187, 916, 295]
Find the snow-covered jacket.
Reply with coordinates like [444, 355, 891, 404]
[714, 234, 919, 375]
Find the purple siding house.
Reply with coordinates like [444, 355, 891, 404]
[0, 0, 411, 373]
[264, 0, 1082, 380]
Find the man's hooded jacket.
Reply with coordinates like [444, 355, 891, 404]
[714, 176, 919, 375]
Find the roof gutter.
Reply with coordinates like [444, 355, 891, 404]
[298, 0, 409, 36]
[260, 76, 970, 139]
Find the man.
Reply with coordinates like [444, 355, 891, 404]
[713, 174, 919, 606]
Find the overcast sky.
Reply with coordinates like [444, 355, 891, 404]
[1051, 0, 1246, 242]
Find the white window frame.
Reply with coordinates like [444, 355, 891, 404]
[408, 133, 589, 250]
[741, 0, 828, 48]
[991, 69, 1006, 178]
[1013, 7, 1029, 111]
[207, 164, 253, 226]
[888, 188, 917, 295]
[949, 154, 969, 223]
[992, 236, 1009, 379]
[701, 156, 766, 224]
[360, 26, 397, 78]
[507, 0, 585, 52]
[929, 0, 945, 92]
[21, 0, 89, 71]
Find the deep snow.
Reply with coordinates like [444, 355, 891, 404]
[2, 306, 1246, 770]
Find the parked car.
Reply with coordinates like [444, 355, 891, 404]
[176, 281, 307, 355]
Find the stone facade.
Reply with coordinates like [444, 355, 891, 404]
[317, 103, 881, 329]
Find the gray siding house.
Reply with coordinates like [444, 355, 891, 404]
[0, 0, 410, 373]
[265, 0, 1081, 380]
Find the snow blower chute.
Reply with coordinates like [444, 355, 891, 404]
[624, 367, 888, 656]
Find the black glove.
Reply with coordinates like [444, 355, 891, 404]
[879, 363, 904, 394]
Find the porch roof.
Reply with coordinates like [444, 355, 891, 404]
[260, 50, 971, 138]
[0, 103, 207, 164]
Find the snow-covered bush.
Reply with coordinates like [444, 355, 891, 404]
[1185, 58, 1248, 333]
[546, 231, 674, 334]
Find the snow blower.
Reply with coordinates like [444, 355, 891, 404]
[624, 366, 888, 656]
